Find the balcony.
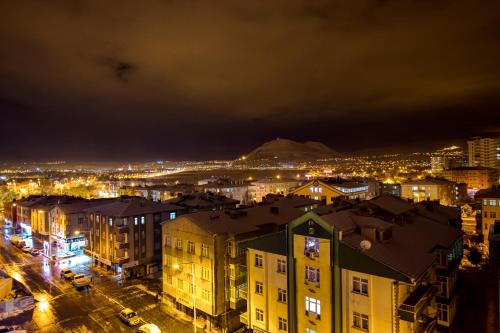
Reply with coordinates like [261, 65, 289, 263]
[239, 311, 248, 325]
[398, 284, 437, 322]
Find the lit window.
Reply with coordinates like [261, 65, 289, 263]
[134, 217, 138, 225]
[490, 200, 497, 206]
[201, 267, 210, 280]
[353, 277, 369, 296]
[141, 216, 145, 224]
[305, 296, 320, 315]
[255, 254, 263, 268]
[304, 237, 319, 256]
[108, 218, 113, 226]
[305, 329, 317, 333]
[353, 312, 369, 330]
[170, 212, 176, 220]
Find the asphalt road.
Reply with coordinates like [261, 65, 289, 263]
[0, 226, 193, 333]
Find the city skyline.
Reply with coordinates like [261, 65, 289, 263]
[1, 1, 500, 161]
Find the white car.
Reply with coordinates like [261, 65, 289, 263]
[119, 308, 141, 326]
[137, 323, 161, 333]
[72, 274, 91, 289]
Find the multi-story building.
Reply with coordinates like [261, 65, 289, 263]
[401, 179, 462, 206]
[431, 155, 466, 175]
[249, 178, 302, 203]
[201, 179, 252, 206]
[164, 191, 239, 213]
[381, 183, 401, 197]
[475, 187, 500, 244]
[119, 184, 195, 202]
[242, 195, 463, 333]
[291, 179, 369, 204]
[161, 196, 318, 332]
[442, 167, 498, 196]
[86, 197, 182, 277]
[467, 137, 500, 169]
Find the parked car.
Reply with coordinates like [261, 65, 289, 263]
[119, 308, 141, 326]
[60, 268, 75, 280]
[16, 241, 26, 249]
[30, 249, 41, 256]
[72, 274, 91, 289]
[10, 235, 21, 245]
[137, 323, 161, 333]
[22, 246, 33, 253]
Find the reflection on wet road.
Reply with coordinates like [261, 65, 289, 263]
[0, 227, 193, 332]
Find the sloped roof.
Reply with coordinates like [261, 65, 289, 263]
[240, 231, 287, 256]
[368, 195, 415, 215]
[85, 197, 182, 217]
[475, 187, 500, 199]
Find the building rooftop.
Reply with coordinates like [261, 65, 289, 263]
[164, 191, 240, 209]
[446, 166, 498, 171]
[475, 186, 500, 199]
[84, 197, 182, 217]
[402, 178, 455, 186]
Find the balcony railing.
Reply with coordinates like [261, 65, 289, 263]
[239, 311, 248, 325]
[398, 284, 437, 322]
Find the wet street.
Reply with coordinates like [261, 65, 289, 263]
[0, 227, 193, 333]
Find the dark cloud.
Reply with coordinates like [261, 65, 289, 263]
[0, 0, 499, 161]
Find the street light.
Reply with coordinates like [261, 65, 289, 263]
[173, 262, 197, 333]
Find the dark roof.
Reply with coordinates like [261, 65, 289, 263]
[320, 196, 462, 281]
[240, 231, 287, 256]
[165, 191, 239, 209]
[165, 197, 307, 237]
[367, 195, 415, 216]
[85, 197, 182, 217]
[475, 187, 500, 199]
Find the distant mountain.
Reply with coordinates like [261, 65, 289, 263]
[240, 138, 341, 162]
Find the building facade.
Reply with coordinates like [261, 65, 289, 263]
[86, 197, 182, 277]
[291, 179, 369, 204]
[249, 178, 302, 203]
[476, 187, 500, 244]
[401, 179, 462, 206]
[467, 137, 500, 169]
[161, 196, 318, 332]
[442, 167, 498, 196]
[242, 196, 463, 333]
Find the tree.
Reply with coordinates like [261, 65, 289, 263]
[468, 247, 482, 267]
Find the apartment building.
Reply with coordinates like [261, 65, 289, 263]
[401, 179, 463, 206]
[249, 178, 302, 203]
[161, 196, 318, 332]
[442, 166, 498, 195]
[201, 180, 252, 206]
[86, 197, 182, 277]
[291, 179, 369, 204]
[475, 187, 500, 244]
[467, 137, 500, 169]
[242, 195, 463, 333]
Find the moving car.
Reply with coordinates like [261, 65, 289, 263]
[60, 268, 75, 280]
[72, 274, 91, 289]
[119, 308, 141, 326]
[137, 323, 161, 333]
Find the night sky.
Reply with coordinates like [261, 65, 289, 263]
[1, 1, 500, 161]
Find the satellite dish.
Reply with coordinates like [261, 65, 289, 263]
[360, 240, 372, 251]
